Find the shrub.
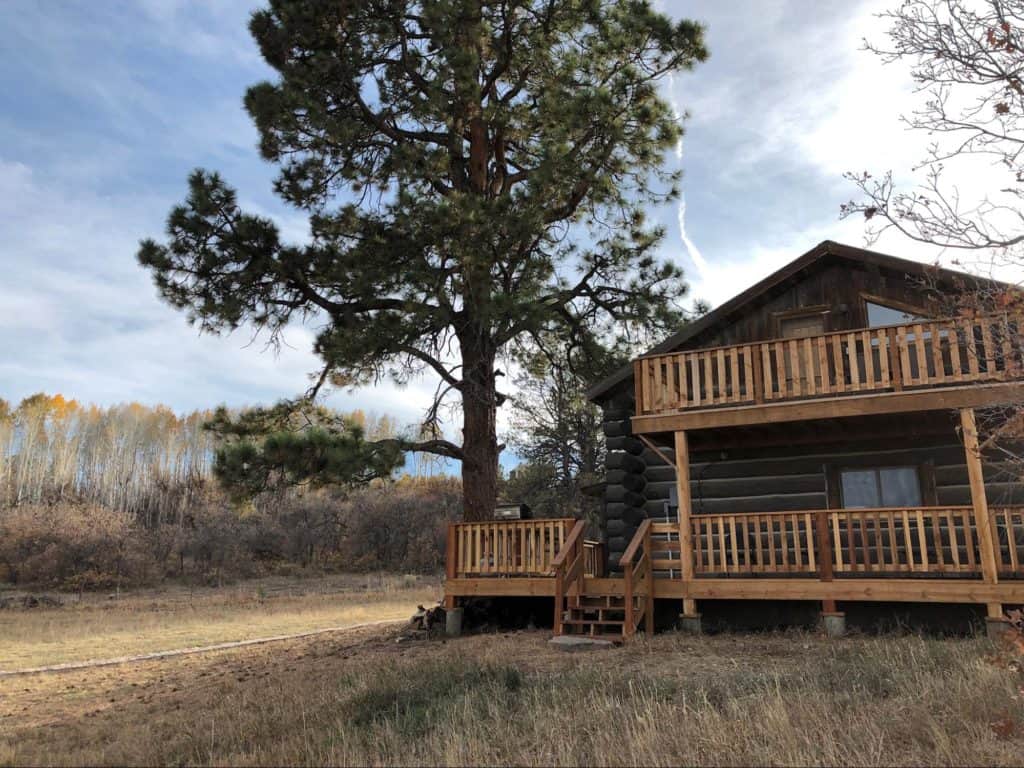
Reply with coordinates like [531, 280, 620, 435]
[0, 503, 159, 589]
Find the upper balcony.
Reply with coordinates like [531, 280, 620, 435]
[632, 313, 1024, 432]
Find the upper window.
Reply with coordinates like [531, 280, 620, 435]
[840, 467, 922, 509]
[865, 301, 925, 328]
[779, 312, 827, 339]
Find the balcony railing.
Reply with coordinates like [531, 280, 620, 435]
[635, 313, 1024, 416]
[684, 506, 1024, 578]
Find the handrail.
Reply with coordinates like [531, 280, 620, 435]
[620, 520, 655, 637]
[619, 518, 653, 567]
[552, 519, 588, 635]
[551, 519, 587, 569]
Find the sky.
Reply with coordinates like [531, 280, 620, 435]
[0, 0, 1000, 458]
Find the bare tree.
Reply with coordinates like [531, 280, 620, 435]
[842, 0, 1024, 471]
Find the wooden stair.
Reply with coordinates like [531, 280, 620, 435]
[552, 519, 655, 640]
[561, 594, 635, 640]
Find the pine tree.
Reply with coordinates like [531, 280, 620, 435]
[138, 0, 707, 520]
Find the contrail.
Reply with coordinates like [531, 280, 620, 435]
[666, 72, 709, 281]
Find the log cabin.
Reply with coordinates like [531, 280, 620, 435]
[444, 240, 1024, 639]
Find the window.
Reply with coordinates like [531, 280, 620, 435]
[840, 467, 922, 508]
[779, 312, 826, 339]
[865, 301, 925, 328]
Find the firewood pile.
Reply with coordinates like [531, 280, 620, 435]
[402, 602, 447, 638]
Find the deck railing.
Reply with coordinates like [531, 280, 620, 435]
[448, 518, 576, 577]
[635, 313, 1024, 416]
[686, 506, 1024, 578]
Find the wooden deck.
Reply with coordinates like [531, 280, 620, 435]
[444, 505, 1024, 635]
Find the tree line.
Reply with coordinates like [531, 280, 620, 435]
[0, 394, 451, 589]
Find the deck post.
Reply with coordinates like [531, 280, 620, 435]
[444, 523, 457, 609]
[961, 408, 1002, 619]
[815, 509, 837, 616]
[675, 430, 698, 621]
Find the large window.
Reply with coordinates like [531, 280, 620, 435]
[840, 466, 922, 508]
[865, 300, 925, 328]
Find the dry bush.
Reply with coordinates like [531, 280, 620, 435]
[0, 503, 158, 590]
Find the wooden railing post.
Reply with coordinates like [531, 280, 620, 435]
[674, 430, 697, 618]
[815, 509, 837, 613]
[752, 343, 765, 404]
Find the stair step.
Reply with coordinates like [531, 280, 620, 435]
[564, 618, 626, 626]
[574, 596, 626, 608]
[569, 610, 622, 618]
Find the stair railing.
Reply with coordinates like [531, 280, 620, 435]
[551, 519, 588, 635]
[620, 519, 655, 637]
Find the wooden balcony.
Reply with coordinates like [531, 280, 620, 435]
[633, 313, 1024, 430]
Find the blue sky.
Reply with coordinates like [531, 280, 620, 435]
[0, 0, 971, 458]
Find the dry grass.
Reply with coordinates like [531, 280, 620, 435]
[3, 624, 1024, 766]
[0, 574, 440, 669]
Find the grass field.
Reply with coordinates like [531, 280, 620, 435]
[0, 574, 440, 670]
[4, 615, 1024, 766]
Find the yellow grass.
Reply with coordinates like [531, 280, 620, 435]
[3, 624, 1024, 766]
[0, 574, 440, 669]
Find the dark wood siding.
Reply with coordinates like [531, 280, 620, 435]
[682, 258, 944, 350]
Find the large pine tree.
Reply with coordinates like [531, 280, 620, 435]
[139, 0, 707, 520]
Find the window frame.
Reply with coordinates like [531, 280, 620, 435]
[771, 305, 831, 339]
[860, 293, 931, 329]
[825, 458, 937, 510]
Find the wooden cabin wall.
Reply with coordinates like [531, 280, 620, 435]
[599, 402, 1024, 569]
[683, 260, 946, 350]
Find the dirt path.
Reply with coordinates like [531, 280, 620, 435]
[0, 618, 406, 677]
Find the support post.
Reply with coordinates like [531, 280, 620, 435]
[675, 430, 697, 619]
[444, 523, 457, 609]
[961, 408, 1005, 629]
[815, 509, 837, 616]
[961, 408, 1000, 587]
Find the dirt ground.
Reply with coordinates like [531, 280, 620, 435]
[4, 623, 1024, 767]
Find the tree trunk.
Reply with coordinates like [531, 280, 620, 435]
[461, 342, 499, 522]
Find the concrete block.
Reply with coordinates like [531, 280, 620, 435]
[549, 635, 615, 651]
[445, 607, 463, 637]
[986, 616, 1011, 641]
[679, 613, 702, 634]
[822, 612, 846, 638]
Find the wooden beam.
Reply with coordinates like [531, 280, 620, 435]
[638, 434, 675, 467]
[632, 381, 1024, 433]
[960, 408, 999, 586]
[675, 430, 697, 616]
[448, 576, 1024, 605]
[445, 578, 557, 597]
[665, 578, 1024, 604]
